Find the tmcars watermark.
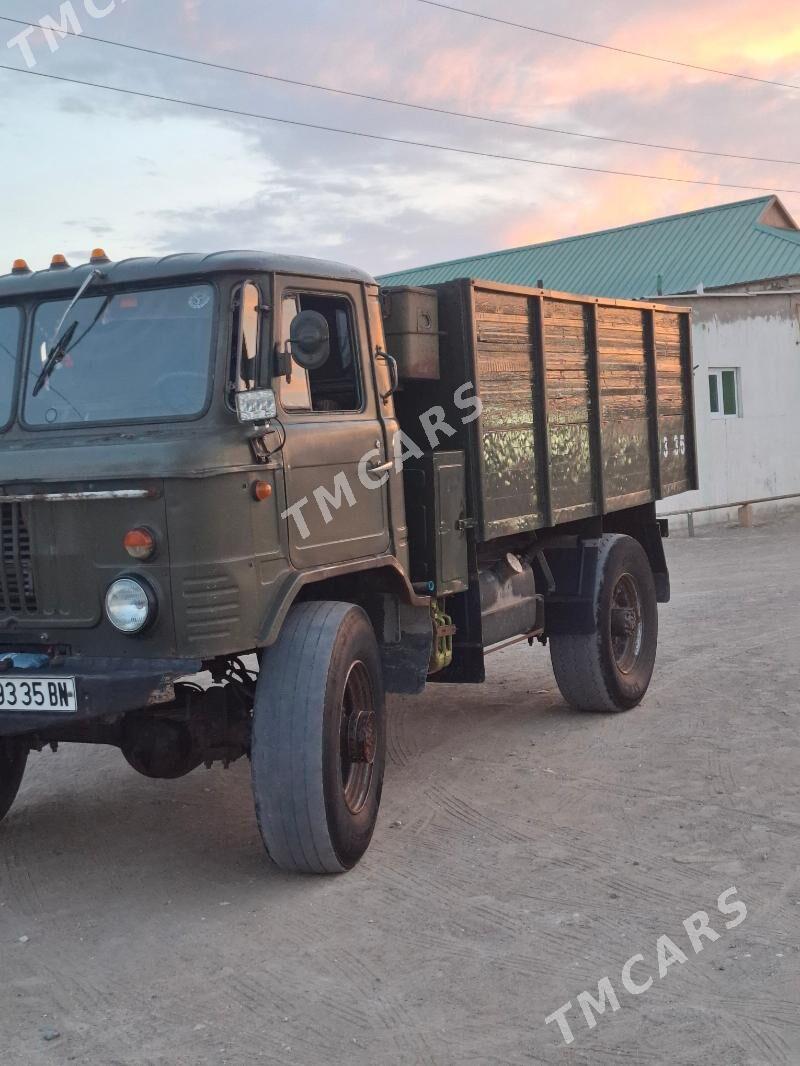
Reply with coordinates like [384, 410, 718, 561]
[281, 383, 482, 540]
[6, 1, 127, 69]
[545, 886, 748, 1047]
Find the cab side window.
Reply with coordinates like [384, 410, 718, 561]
[279, 292, 362, 414]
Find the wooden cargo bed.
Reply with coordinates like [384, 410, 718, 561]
[394, 278, 698, 544]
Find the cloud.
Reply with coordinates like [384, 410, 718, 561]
[1, 0, 799, 275]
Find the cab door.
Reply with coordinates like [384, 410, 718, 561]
[275, 280, 391, 570]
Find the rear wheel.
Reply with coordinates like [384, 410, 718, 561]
[550, 535, 658, 712]
[0, 738, 28, 824]
[251, 601, 386, 874]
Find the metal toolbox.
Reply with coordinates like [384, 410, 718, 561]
[403, 450, 469, 596]
[380, 286, 441, 380]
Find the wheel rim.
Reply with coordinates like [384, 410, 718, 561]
[339, 660, 376, 815]
[610, 573, 644, 674]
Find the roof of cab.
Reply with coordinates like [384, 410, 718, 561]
[0, 251, 377, 299]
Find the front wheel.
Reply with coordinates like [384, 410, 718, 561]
[0, 738, 28, 823]
[251, 601, 386, 874]
[550, 535, 658, 712]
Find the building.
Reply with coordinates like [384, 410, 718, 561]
[379, 196, 800, 529]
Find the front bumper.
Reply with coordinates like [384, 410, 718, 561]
[0, 654, 202, 738]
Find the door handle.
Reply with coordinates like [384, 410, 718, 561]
[368, 459, 394, 476]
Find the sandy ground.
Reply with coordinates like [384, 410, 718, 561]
[1, 512, 799, 1066]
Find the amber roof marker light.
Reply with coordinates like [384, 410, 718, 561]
[90, 248, 111, 264]
[50, 254, 70, 270]
[11, 259, 31, 275]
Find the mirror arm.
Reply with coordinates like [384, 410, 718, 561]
[273, 341, 293, 384]
[376, 349, 399, 403]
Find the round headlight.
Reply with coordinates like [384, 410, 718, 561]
[105, 578, 154, 634]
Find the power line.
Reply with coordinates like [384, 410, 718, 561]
[2, 62, 800, 195]
[0, 15, 797, 168]
[415, 0, 800, 92]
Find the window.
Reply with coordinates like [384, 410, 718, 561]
[709, 368, 741, 418]
[25, 285, 214, 427]
[278, 292, 362, 414]
[0, 307, 21, 428]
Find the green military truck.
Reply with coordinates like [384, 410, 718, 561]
[0, 251, 697, 874]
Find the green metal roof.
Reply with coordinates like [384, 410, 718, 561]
[378, 196, 800, 298]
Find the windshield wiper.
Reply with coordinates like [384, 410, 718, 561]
[32, 267, 105, 397]
[32, 320, 79, 397]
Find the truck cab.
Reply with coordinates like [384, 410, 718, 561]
[0, 251, 693, 874]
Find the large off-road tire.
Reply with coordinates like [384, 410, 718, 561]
[550, 535, 658, 713]
[251, 601, 386, 875]
[0, 738, 28, 824]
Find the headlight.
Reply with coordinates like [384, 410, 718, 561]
[105, 578, 155, 634]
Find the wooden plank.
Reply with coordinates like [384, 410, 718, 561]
[596, 305, 652, 499]
[543, 298, 594, 515]
[654, 310, 696, 492]
[472, 283, 541, 537]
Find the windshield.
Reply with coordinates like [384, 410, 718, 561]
[24, 284, 215, 427]
[0, 307, 21, 427]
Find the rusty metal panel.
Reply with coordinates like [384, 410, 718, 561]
[596, 305, 653, 507]
[654, 310, 695, 495]
[543, 298, 595, 521]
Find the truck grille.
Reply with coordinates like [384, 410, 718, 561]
[0, 503, 38, 615]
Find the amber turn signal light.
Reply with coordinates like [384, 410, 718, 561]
[252, 481, 273, 502]
[124, 527, 157, 560]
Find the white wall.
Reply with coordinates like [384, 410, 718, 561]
[657, 291, 800, 528]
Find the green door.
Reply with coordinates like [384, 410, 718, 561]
[276, 282, 391, 570]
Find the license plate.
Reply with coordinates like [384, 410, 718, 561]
[0, 677, 77, 714]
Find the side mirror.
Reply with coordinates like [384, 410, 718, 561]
[290, 310, 330, 371]
[236, 388, 277, 425]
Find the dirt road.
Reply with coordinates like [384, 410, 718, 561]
[2, 512, 799, 1065]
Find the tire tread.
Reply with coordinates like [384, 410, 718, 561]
[0, 739, 28, 824]
[252, 601, 379, 874]
[550, 535, 657, 713]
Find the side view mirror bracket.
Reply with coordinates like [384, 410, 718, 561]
[274, 341, 294, 384]
[376, 349, 399, 403]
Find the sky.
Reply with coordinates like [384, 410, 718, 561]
[1, 0, 799, 276]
